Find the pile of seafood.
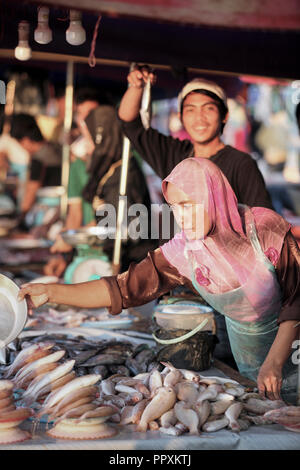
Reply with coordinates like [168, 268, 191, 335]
[1, 338, 300, 442]
[36, 374, 117, 440]
[29, 308, 89, 329]
[0, 380, 33, 444]
[25, 307, 133, 329]
[0, 333, 157, 379]
[1, 342, 117, 440]
[94, 361, 293, 435]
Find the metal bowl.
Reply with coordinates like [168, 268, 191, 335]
[0, 274, 28, 348]
[1, 238, 52, 250]
[60, 226, 116, 247]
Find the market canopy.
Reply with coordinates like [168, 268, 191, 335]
[0, 0, 299, 82]
[33, 0, 300, 30]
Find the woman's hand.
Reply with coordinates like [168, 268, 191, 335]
[257, 321, 299, 401]
[257, 360, 283, 400]
[18, 283, 50, 313]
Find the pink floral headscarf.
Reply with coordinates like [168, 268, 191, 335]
[161, 158, 290, 293]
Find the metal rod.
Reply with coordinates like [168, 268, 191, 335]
[0, 80, 16, 181]
[60, 60, 74, 219]
[2, 80, 16, 134]
[0, 49, 294, 82]
[112, 136, 131, 274]
[112, 63, 138, 274]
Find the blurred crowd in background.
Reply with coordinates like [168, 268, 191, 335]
[0, 71, 300, 246]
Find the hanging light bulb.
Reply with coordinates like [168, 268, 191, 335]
[15, 21, 32, 61]
[34, 6, 52, 44]
[66, 10, 86, 46]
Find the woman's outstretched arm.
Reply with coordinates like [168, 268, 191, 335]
[18, 278, 112, 310]
[18, 248, 193, 314]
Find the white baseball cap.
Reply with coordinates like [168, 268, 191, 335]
[178, 78, 228, 113]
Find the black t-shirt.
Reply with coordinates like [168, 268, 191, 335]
[30, 159, 61, 186]
[120, 116, 273, 209]
[29, 142, 62, 187]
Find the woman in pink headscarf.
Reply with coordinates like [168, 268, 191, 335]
[19, 158, 300, 402]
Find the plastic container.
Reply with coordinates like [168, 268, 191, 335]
[154, 303, 216, 333]
[0, 274, 28, 348]
[152, 302, 218, 371]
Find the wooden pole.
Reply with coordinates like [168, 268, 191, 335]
[2, 80, 16, 135]
[112, 136, 131, 275]
[0, 49, 293, 82]
[112, 63, 138, 275]
[0, 80, 16, 182]
[60, 60, 74, 219]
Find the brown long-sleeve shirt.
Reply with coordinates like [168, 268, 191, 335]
[103, 231, 300, 325]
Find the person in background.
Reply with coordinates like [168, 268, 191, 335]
[118, 66, 273, 210]
[45, 95, 158, 276]
[0, 114, 29, 208]
[19, 157, 300, 403]
[44, 88, 103, 276]
[10, 113, 62, 221]
[53, 87, 113, 234]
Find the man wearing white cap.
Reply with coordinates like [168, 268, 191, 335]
[118, 67, 273, 209]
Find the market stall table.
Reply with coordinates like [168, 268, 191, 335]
[1, 328, 299, 450]
[1, 371, 299, 450]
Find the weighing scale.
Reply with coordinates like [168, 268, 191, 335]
[61, 226, 116, 284]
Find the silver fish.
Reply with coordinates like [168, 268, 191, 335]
[22, 360, 75, 403]
[115, 384, 143, 401]
[224, 386, 245, 397]
[263, 406, 300, 426]
[120, 405, 135, 425]
[242, 414, 272, 426]
[149, 369, 163, 395]
[159, 425, 183, 436]
[174, 401, 200, 435]
[50, 385, 99, 418]
[244, 398, 285, 415]
[100, 378, 116, 396]
[100, 394, 126, 409]
[225, 402, 243, 432]
[131, 399, 150, 425]
[140, 77, 152, 129]
[138, 386, 176, 432]
[237, 418, 251, 431]
[175, 382, 199, 404]
[40, 374, 101, 413]
[193, 399, 211, 427]
[149, 420, 159, 431]
[159, 409, 177, 428]
[80, 353, 126, 367]
[210, 399, 233, 416]
[202, 416, 229, 432]
[3, 342, 54, 378]
[13, 350, 66, 383]
[163, 369, 182, 387]
[216, 392, 235, 402]
[240, 392, 262, 401]
[197, 384, 224, 403]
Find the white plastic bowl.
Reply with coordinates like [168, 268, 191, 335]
[0, 274, 28, 348]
